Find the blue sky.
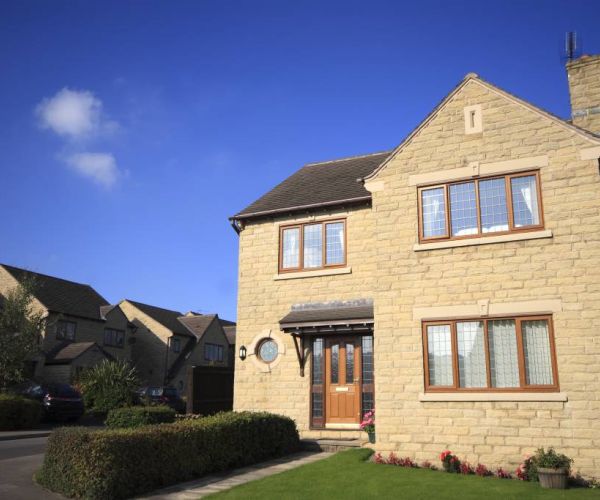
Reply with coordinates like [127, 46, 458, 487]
[1, 1, 599, 320]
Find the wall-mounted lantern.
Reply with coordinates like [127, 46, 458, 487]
[239, 345, 247, 361]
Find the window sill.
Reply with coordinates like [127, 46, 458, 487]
[273, 266, 352, 280]
[413, 229, 552, 251]
[419, 392, 567, 402]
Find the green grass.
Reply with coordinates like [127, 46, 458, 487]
[206, 449, 599, 500]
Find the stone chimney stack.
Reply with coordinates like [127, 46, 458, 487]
[566, 54, 600, 134]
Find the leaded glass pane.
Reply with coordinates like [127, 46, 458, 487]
[479, 178, 509, 233]
[361, 336, 374, 384]
[346, 343, 354, 384]
[312, 338, 323, 384]
[457, 321, 486, 388]
[511, 175, 540, 228]
[303, 224, 322, 268]
[488, 320, 519, 387]
[421, 187, 446, 237]
[362, 392, 374, 414]
[331, 344, 339, 384]
[427, 324, 453, 386]
[311, 392, 323, 418]
[450, 182, 478, 236]
[325, 222, 344, 265]
[522, 320, 553, 385]
[282, 227, 300, 268]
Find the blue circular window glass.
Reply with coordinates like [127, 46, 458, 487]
[258, 339, 278, 363]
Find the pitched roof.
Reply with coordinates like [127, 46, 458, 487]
[222, 325, 236, 345]
[125, 300, 192, 336]
[1, 264, 109, 321]
[178, 314, 217, 340]
[231, 151, 391, 221]
[45, 341, 113, 365]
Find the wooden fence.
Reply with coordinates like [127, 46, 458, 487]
[186, 365, 234, 415]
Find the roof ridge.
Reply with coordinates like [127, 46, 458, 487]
[125, 299, 183, 316]
[1, 263, 94, 288]
[303, 150, 391, 167]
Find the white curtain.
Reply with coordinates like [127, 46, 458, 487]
[517, 176, 540, 226]
[488, 320, 520, 387]
[427, 325, 453, 386]
[457, 321, 486, 387]
[282, 228, 299, 268]
[523, 320, 553, 385]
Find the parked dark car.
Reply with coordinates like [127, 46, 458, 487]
[136, 386, 186, 413]
[18, 382, 84, 421]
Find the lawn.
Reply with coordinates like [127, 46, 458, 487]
[207, 449, 599, 500]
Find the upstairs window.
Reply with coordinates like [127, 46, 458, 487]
[279, 219, 346, 272]
[104, 328, 125, 348]
[204, 343, 224, 362]
[418, 171, 543, 242]
[56, 320, 77, 341]
[171, 337, 181, 353]
[423, 315, 558, 392]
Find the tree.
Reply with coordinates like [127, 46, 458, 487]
[0, 281, 44, 389]
[77, 360, 140, 412]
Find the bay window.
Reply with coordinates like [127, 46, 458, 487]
[280, 219, 346, 272]
[423, 315, 558, 392]
[418, 171, 543, 242]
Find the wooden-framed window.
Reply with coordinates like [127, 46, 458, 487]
[417, 171, 543, 242]
[104, 328, 125, 348]
[422, 315, 559, 392]
[56, 320, 77, 341]
[171, 337, 181, 353]
[204, 342, 224, 362]
[279, 219, 346, 273]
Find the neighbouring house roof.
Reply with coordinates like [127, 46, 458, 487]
[178, 314, 217, 340]
[125, 300, 192, 337]
[222, 325, 236, 345]
[279, 299, 374, 327]
[1, 264, 109, 321]
[231, 151, 391, 221]
[99, 304, 117, 319]
[45, 341, 113, 365]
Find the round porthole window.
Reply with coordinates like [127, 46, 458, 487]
[257, 339, 279, 363]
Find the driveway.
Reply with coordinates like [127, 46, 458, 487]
[0, 437, 64, 499]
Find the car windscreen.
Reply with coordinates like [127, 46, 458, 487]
[47, 384, 80, 397]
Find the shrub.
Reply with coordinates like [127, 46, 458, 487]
[105, 405, 176, 428]
[439, 450, 461, 473]
[475, 463, 491, 477]
[534, 447, 573, 471]
[77, 360, 139, 412]
[0, 393, 42, 430]
[459, 461, 474, 474]
[36, 411, 299, 499]
[495, 467, 511, 479]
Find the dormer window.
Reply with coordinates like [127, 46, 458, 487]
[279, 219, 346, 273]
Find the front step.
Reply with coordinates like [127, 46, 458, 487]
[301, 438, 364, 453]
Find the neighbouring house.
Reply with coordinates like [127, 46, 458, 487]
[0, 264, 133, 383]
[119, 299, 235, 394]
[230, 54, 600, 477]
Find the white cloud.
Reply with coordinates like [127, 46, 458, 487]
[65, 153, 120, 188]
[35, 88, 117, 139]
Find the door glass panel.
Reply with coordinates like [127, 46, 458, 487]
[522, 320, 553, 385]
[361, 336, 373, 384]
[457, 321, 487, 388]
[479, 178, 509, 233]
[488, 319, 519, 387]
[311, 392, 323, 418]
[345, 343, 354, 384]
[312, 338, 323, 384]
[427, 324, 453, 386]
[362, 392, 374, 414]
[330, 344, 339, 384]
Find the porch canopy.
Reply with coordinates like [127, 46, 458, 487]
[279, 299, 374, 376]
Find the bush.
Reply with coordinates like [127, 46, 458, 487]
[77, 360, 139, 412]
[36, 411, 299, 499]
[106, 405, 176, 428]
[0, 393, 42, 430]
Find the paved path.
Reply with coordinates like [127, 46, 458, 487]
[142, 451, 332, 499]
[0, 436, 64, 499]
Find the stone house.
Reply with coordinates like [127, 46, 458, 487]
[0, 264, 132, 384]
[119, 299, 235, 394]
[230, 54, 600, 477]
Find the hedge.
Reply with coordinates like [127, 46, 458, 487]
[0, 393, 42, 431]
[105, 405, 176, 428]
[36, 411, 300, 499]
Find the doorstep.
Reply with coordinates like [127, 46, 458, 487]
[301, 438, 365, 453]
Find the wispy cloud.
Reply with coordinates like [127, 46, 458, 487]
[36, 88, 123, 188]
[65, 152, 120, 188]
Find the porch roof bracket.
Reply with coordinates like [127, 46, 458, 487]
[290, 333, 305, 377]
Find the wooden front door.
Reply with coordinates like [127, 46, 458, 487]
[324, 337, 361, 426]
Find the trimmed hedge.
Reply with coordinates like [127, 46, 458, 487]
[105, 405, 176, 428]
[36, 411, 299, 499]
[0, 393, 42, 431]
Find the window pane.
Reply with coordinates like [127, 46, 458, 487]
[312, 338, 323, 384]
[311, 392, 323, 418]
[361, 336, 374, 384]
[511, 175, 540, 228]
[345, 343, 354, 384]
[522, 320, 553, 385]
[427, 325, 453, 386]
[325, 222, 344, 265]
[479, 178, 509, 233]
[362, 392, 374, 414]
[457, 321, 487, 388]
[421, 188, 446, 237]
[488, 320, 519, 387]
[330, 344, 339, 384]
[282, 228, 300, 268]
[303, 224, 323, 268]
[450, 182, 478, 236]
